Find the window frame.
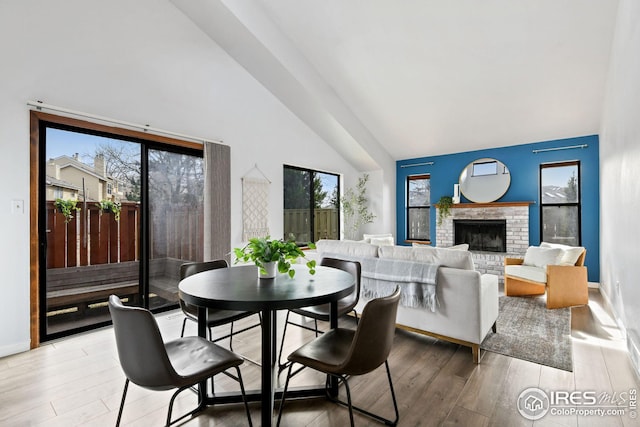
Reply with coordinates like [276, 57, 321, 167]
[283, 164, 340, 244]
[406, 173, 431, 242]
[539, 160, 582, 245]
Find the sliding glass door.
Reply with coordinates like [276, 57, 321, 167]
[39, 121, 204, 340]
[147, 149, 204, 310]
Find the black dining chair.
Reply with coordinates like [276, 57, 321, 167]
[179, 260, 261, 350]
[108, 295, 253, 427]
[276, 286, 401, 427]
[277, 257, 361, 370]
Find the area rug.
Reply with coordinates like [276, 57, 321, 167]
[481, 295, 573, 371]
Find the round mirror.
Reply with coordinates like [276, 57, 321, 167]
[458, 158, 511, 203]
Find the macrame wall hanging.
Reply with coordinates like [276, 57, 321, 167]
[242, 164, 271, 241]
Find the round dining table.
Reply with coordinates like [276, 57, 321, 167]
[178, 263, 355, 427]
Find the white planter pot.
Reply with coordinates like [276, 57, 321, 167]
[259, 261, 277, 279]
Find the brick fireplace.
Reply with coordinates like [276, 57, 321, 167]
[436, 202, 532, 282]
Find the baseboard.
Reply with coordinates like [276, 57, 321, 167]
[588, 281, 599, 288]
[598, 286, 640, 379]
[598, 286, 626, 336]
[628, 338, 640, 381]
[0, 340, 30, 358]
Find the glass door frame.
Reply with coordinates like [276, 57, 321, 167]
[30, 111, 203, 346]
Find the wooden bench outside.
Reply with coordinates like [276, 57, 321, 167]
[149, 258, 184, 302]
[46, 258, 190, 313]
[46, 261, 140, 312]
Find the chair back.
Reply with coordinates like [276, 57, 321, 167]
[320, 257, 361, 313]
[179, 260, 228, 314]
[180, 259, 229, 280]
[340, 286, 400, 375]
[108, 295, 177, 389]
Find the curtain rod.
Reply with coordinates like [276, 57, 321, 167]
[27, 100, 223, 145]
[400, 161, 434, 168]
[532, 144, 587, 154]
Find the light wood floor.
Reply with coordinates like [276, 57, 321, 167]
[1, 289, 638, 427]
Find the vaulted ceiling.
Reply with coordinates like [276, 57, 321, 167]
[172, 0, 619, 170]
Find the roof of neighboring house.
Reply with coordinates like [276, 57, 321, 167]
[46, 175, 80, 191]
[50, 155, 107, 182]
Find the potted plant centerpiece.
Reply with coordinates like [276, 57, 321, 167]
[234, 236, 316, 279]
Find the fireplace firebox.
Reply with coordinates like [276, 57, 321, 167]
[454, 219, 507, 252]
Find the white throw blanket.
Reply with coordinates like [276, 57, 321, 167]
[322, 253, 439, 312]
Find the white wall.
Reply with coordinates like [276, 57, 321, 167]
[599, 0, 640, 375]
[0, 0, 376, 356]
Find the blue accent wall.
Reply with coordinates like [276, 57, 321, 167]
[396, 135, 600, 282]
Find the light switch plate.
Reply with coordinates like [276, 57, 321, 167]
[11, 199, 24, 214]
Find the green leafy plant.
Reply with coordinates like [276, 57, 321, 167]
[54, 198, 80, 224]
[342, 174, 376, 240]
[233, 236, 316, 278]
[96, 199, 121, 221]
[437, 195, 453, 226]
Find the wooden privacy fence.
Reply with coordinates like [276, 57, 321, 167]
[46, 201, 138, 269]
[284, 208, 339, 243]
[149, 205, 204, 262]
[46, 201, 204, 269]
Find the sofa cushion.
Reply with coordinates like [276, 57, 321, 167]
[523, 246, 563, 268]
[315, 239, 379, 258]
[370, 236, 395, 246]
[379, 245, 475, 270]
[505, 265, 548, 284]
[412, 243, 469, 251]
[363, 233, 394, 245]
[540, 242, 585, 265]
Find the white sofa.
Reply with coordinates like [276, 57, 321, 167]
[313, 239, 499, 363]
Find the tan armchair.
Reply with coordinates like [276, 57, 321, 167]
[504, 249, 588, 309]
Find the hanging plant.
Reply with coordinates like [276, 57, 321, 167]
[54, 198, 80, 224]
[437, 195, 453, 226]
[96, 199, 121, 221]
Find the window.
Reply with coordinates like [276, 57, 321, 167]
[540, 161, 581, 246]
[283, 165, 339, 244]
[407, 174, 430, 241]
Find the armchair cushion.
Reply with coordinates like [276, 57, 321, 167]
[522, 246, 563, 268]
[504, 265, 548, 284]
[540, 242, 585, 265]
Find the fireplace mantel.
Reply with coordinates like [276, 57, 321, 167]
[440, 201, 535, 209]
